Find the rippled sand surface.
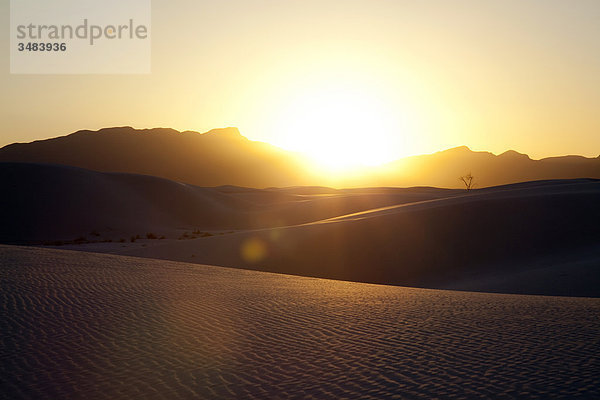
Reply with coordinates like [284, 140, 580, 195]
[1, 245, 599, 399]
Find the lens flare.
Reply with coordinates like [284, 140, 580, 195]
[241, 237, 267, 264]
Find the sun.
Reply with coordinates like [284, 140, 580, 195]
[273, 84, 406, 170]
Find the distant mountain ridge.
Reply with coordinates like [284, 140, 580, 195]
[0, 126, 598, 188]
[383, 145, 600, 188]
[0, 127, 312, 188]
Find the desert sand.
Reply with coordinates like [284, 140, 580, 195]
[4, 162, 598, 297]
[0, 162, 458, 243]
[1, 245, 599, 399]
[113, 178, 600, 297]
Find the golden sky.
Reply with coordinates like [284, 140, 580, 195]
[1, 0, 599, 165]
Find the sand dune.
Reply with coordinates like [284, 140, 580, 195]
[1, 245, 599, 399]
[3, 162, 598, 296]
[0, 162, 254, 241]
[0, 162, 458, 243]
[117, 178, 600, 296]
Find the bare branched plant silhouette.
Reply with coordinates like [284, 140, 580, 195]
[459, 172, 475, 191]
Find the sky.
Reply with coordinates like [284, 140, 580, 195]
[1, 0, 599, 165]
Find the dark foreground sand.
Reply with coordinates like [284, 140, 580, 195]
[1, 246, 599, 399]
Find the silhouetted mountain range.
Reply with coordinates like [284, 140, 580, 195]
[0, 127, 310, 188]
[384, 146, 600, 188]
[1, 126, 598, 188]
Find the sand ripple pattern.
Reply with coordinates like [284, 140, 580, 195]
[1, 245, 599, 399]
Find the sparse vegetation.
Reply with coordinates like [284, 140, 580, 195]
[42, 237, 111, 246]
[178, 230, 218, 240]
[459, 173, 476, 191]
[41, 232, 167, 246]
[43, 240, 65, 246]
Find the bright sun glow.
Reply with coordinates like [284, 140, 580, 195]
[272, 84, 409, 170]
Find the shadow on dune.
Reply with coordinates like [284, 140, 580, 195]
[0, 162, 458, 243]
[2, 162, 599, 296]
[123, 179, 600, 297]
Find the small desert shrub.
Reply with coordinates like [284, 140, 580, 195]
[90, 230, 100, 237]
[159, 235, 166, 240]
[73, 236, 87, 243]
[146, 232, 157, 239]
[130, 236, 136, 243]
[459, 172, 476, 191]
[119, 238, 126, 243]
[44, 240, 64, 246]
